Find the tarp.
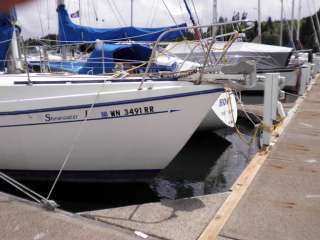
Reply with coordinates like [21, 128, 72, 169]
[0, 12, 14, 71]
[29, 43, 176, 74]
[167, 41, 294, 71]
[79, 43, 153, 74]
[57, 4, 187, 44]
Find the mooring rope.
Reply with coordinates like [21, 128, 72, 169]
[0, 172, 58, 210]
[46, 81, 110, 200]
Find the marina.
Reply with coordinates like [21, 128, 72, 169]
[0, 0, 320, 239]
[0, 73, 319, 240]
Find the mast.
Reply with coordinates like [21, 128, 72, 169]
[296, 0, 301, 42]
[291, 0, 295, 44]
[8, 7, 23, 72]
[212, 0, 217, 24]
[258, 0, 262, 43]
[279, 0, 284, 46]
[212, 0, 217, 37]
[182, 0, 201, 40]
[78, 0, 81, 25]
[130, 0, 134, 27]
[310, 12, 320, 51]
[312, 0, 320, 43]
[56, 0, 67, 60]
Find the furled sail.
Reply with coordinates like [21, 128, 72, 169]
[0, 12, 14, 71]
[57, 4, 186, 44]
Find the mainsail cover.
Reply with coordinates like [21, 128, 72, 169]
[29, 43, 175, 74]
[0, 12, 14, 71]
[57, 4, 186, 43]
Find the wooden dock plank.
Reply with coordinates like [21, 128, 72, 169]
[217, 75, 320, 240]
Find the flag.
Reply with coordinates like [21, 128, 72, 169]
[70, 10, 80, 18]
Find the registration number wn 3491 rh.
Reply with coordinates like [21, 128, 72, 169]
[100, 106, 155, 118]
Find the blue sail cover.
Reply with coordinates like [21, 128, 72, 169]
[0, 12, 14, 71]
[29, 43, 176, 74]
[57, 4, 187, 43]
[79, 43, 152, 74]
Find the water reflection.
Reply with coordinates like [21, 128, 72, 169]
[152, 119, 259, 200]
[0, 120, 259, 212]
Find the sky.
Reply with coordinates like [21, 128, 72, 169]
[15, 0, 320, 38]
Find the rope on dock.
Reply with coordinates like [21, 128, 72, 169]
[0, 172, 58, 211]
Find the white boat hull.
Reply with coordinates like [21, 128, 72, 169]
[0, 76, 223, 173]
[198, 92, 238, 131]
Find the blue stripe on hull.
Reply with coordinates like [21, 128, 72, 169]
[0, 88, 224, 116]
[0, 110, 177, 128]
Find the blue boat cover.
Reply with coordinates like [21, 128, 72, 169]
[0, 12, 14, 71]
[57, 4, 187, 43]
[78, 43, 153, 74]
[29, 43, 176, 74]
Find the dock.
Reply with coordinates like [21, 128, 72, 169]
[0, 75, 319, 240]
[201, 74, 320, 240]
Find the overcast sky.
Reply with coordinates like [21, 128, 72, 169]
[15, 0, 320, 38]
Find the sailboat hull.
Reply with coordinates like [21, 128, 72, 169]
[0, 78, 223, 178]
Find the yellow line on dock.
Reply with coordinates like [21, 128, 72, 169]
[198, 75, 319, 240]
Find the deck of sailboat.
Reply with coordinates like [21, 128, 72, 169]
[0, 73, 181, 85]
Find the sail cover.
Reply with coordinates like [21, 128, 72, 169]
[0, 12, 14, 71]
[29, 43, 175, 74]
[57, 4, 187, 44]
[79, 43, 154, 74]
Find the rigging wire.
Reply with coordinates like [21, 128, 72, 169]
[177, 0, 190, 26]
[92, 1, 99, 22]
[160, 0, 178, 25]
[147, 0, 157, 27]
[110, 0, 127, 26]
[310, 0, 320, 40]
[104, 0, 124, 27]
[306, 0, 320, 49]
[46, 80, 110, 200]
[46, 0, 50, 33]
[36, 0, 45, 37]
[190, 0, 201, 25]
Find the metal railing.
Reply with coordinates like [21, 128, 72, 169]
[139, 20, 255, 89]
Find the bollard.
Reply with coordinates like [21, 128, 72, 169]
[313, 56, 320, 74]
[262, 73, 280, 146]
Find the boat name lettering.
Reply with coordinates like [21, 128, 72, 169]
[219, 98, 228, 107]
[45, 114, 79, 122]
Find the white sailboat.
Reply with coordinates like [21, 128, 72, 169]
[0, 73, 224, 180]
[0, 2, 250, 181]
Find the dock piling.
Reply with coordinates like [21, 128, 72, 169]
[262, 73, 280, 146]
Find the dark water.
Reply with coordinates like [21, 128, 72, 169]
[0, 118, 259, 213]
[152, 118, 258, 199]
